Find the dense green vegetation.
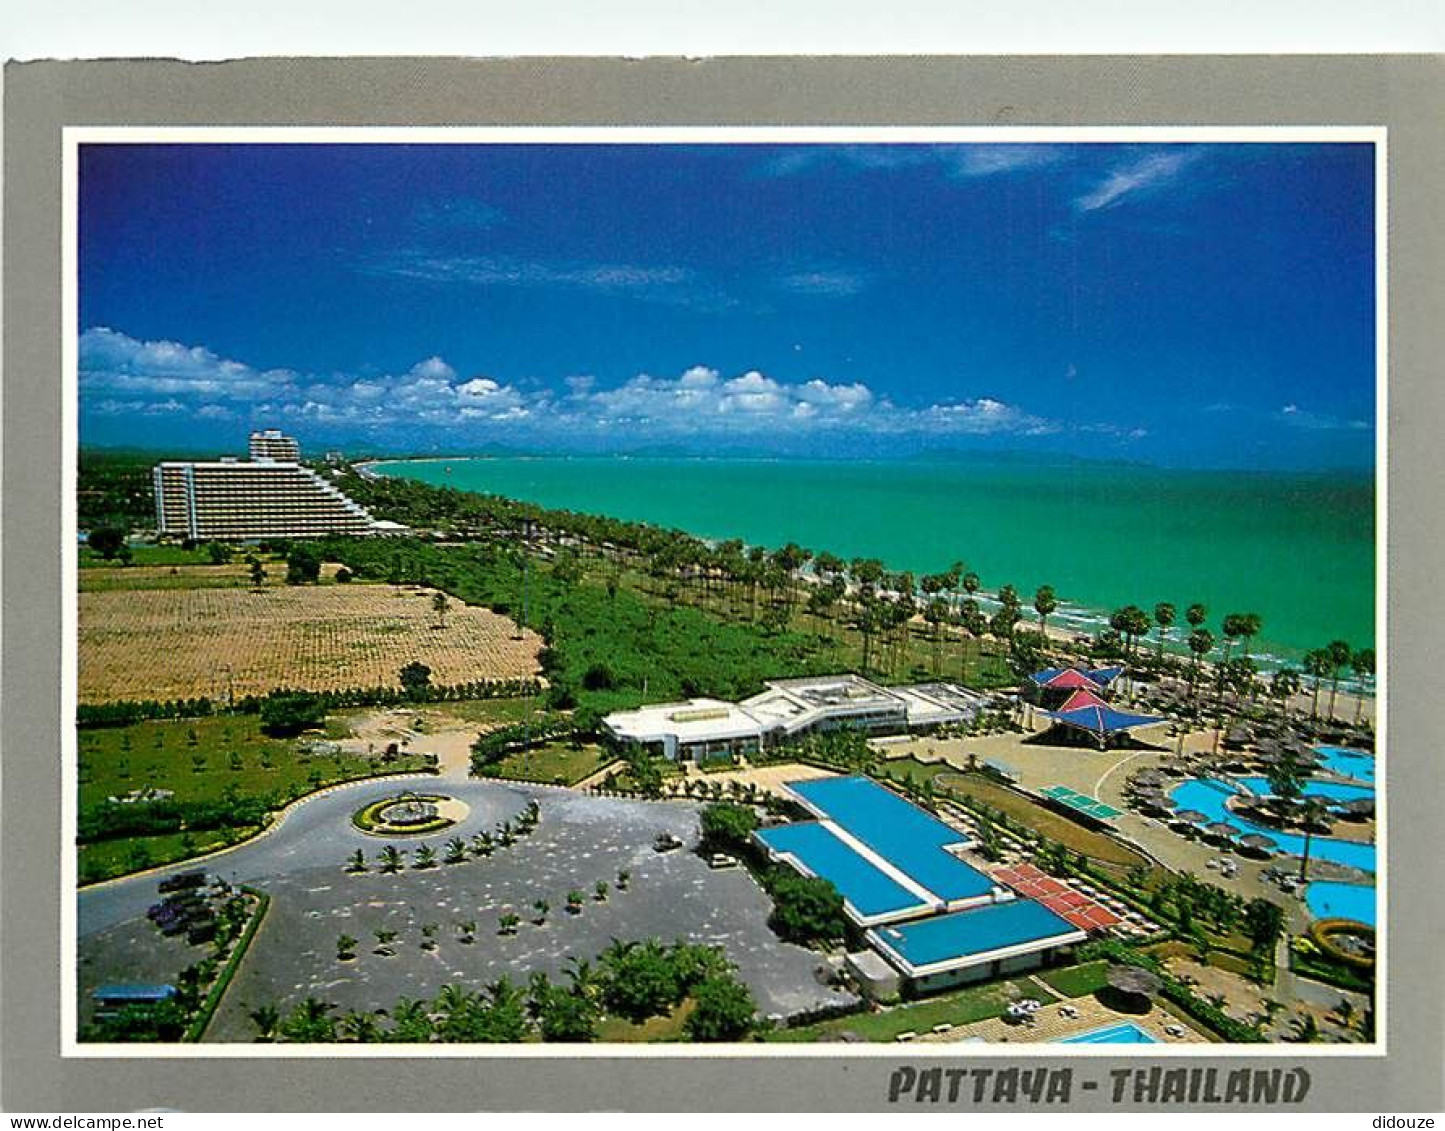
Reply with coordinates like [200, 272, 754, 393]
[77, 450, 162, 529]
[249, 938, 757, 1043]
[316, 536, 841, 714]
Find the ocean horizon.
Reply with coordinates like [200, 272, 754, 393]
[373, 454, 1376, 667]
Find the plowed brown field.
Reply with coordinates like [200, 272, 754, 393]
[79, 580, 542, 703]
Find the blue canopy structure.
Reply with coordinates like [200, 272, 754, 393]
[1084, 666, 1125, 687]
[1044, 703, 1166, 748]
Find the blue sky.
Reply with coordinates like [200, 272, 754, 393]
[78, 140, 1376, 469]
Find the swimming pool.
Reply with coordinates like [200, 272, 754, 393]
[1056, 1021, 1159, 1044]
[1315, 746, 1376, 785]
[1304, 880, 1377, 926]
[1234, 776, 1374, 806]
[1168, 778, 1376, 875]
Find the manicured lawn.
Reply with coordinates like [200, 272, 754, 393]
[768, 979, 1022, 1042]
[77, 714, 432, 882]
[78, 715, 428, 809]
[78, 826, 259, 883]
[425, 697, 541, 728]
[1035, 959, 1110, 1000]
[79, 545, 215, 569]
[595, 1001, 695, 1043]
[484, 742, 608, 786]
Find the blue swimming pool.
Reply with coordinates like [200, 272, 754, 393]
[1304, 880, 1377, 926]
[1315, 746, 1376, 785]
[1056, 1021, 1160, 1044]
[755, 821, 926, 919]
[1168, 778, 1376, 875]
[1234, 776, 1374, 806]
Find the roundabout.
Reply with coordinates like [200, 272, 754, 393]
[351, 790, 471, 836]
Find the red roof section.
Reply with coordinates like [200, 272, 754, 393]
[1057, 688, 1110, 711]
[989, 863, 1122, 932]
[1042, 668, 1104, 691]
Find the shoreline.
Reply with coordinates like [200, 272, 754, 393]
[356, 455, 1378, 696]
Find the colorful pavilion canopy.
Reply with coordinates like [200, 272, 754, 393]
[1044, 703, 1167, 741]
[1030, 666, 1125, 691]
[1056, 688, 1110, 712]
[1031, 667, 1103, 691]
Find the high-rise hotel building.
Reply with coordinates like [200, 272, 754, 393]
[153, 431, 383, 540]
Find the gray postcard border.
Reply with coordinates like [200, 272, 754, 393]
[4, 56, 1443, 1112]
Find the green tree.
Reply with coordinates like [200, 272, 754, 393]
[685, 972, 757, 1042]
[279, 997, 337, 1042]
[599, 940, 682, 1023]
[398, 661, 433, 701]
[259, 692, 325, 736]
[699, 802, 759, 853]
[248, 555, 268, 591]
[413, 844, 438, 869]
[336, 933, 359, 961]
[432, 590, 450, 628]
[537, 984, 600, 1042]
[377, 846, 405, 874]
[1243, 897, 1286, 956]
[87, 524, 128, 560]
[1324, 639, 1354, 720]
[443, 836, 468, 865]
[1033, 584, 1058, 638]
[248, 1003, 281, 1042]
[205, 541, 230, 565]
[766, 870, 847, 945]
[1350, 648, 1375, 723]
[286, 545, 323, 585]
[1154, 602, 1177, 657]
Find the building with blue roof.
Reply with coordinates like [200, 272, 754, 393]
[868, 900, 1087, 993]
[756, 775, 1091, 995]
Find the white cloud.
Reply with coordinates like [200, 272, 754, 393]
[81, 328, 1109, 446]
[1278, 404, 1370, 431]
[777, 270, 867, 297]
[1074, 150, 1198, 213]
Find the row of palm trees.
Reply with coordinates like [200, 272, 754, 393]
[346, 466, 1375, 702]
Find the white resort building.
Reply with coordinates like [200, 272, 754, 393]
[153, 430, 400, 541]
[601, 674, 985, 763]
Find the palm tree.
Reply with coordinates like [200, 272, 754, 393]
[594, 880, 610, 902]
[344, 848, 366, 873]
[456, 919, 477, 944]
[564, 956, 603, 1003]
[1289, 1011, 1322, 1044]
[1154, 602, 1177, 658]
[533, 898, 550, 924]
[498, 911, 522, 935]
[1325, 639, 1354, 720]
[336, 933, 359, 961]
[341, 1010, 383, 1043]
[616, 868, 631, 891]
[443, 837, 468, 865]
[377, 845, 405, 873]
[248, 1003, 281, 1042]
[413, 844, 437, 869]
[1350, 648, 1375, 723]
[471, 831, 495, 858]
[373, 928, 398, 955]
[1187, 628, 1215, 702]
[1270, 667, 1302, 718]
[1303, 649, 1330, 719]
[1033, 584, 1058, 639]
[1298, 797, 1331, 883]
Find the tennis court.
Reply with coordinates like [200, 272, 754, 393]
[990, 863, 1121, 932]
[1038, 784, 1123, 821]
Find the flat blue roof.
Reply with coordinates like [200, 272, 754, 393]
[871, 899, 1083, 972]
[755, 822, 927, 919]
[788, 776, 995, 903]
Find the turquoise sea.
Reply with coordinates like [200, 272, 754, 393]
[373, 456, 1375, 664]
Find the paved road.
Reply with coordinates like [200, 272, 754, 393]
[78, 776, 532, 936]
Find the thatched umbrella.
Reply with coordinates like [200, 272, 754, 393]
[1172, 808, 1208, 826]
[1238, 833, 1278, 856]
[1204, 820, 1239, 841]
[1340, 797, 1375, 820]
[1132, 769, 1168, 788]
[1106, 965, 1161, 1003]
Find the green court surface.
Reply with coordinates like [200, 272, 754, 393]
[1039, 785, 1122, 821]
